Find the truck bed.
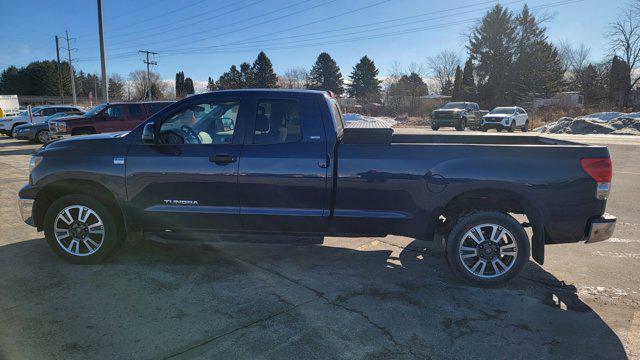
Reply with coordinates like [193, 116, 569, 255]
[342, 127, 587, 146]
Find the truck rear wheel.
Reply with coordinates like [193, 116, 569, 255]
[43, 194, 124, 264]
[445, 211, 529, 287]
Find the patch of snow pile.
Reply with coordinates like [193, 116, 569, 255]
[343, 113, 397, 128]
[576, 112, 623, 122]
[538, 112, 640, 135]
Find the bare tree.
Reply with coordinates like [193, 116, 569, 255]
[558, 41, 590, 73]
[278, 67, 308, 89]
[608, 5, 640, 91]
[427, 50, 461, 94]
[129, 70, 170, 100]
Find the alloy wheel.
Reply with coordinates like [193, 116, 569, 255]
[54, 205, 105, 256]
[458, 223, 518, 279]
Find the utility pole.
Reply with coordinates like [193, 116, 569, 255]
[139, 50, 157, 100]
[64, 31, 77, 105]
[55, 35, 64, 104]
[97, 0, 109, 103]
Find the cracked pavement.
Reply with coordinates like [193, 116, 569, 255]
[0, 133, 639, 359]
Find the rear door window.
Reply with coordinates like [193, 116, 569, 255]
[127, 104, 144, 119]
[105, 105, 126, 118]
[253, 99, 302, 145]
[148, 102, 170, 115]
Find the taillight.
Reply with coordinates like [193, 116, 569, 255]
[581, 158, 612, 200]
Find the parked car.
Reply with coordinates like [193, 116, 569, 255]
[13, 111, 85, 143]
[48, 101, 173, 138]
[0, 105, 83, 137]
[431, 102, 484, 131]
[482, 106, 529, 132]
[19, 89, 616, 287]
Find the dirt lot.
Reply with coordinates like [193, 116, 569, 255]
[0, 131, 639, 359]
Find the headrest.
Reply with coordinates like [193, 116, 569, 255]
[255, 114, 270, 132]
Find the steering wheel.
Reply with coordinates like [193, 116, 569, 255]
[179, 125, 201, 144]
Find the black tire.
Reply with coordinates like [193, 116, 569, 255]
[481, 127, 488, 132]
[445, 211, 529, 287]
[431, 124, 439, 131]
[508, 121, 515, 132]
[522, 120, 529, 132]
[455, 118, 466, 131]
[35, 130, 49, 144]
[43, 194, 124, 264]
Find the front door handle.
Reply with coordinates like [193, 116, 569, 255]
[210, 154, 236, 165]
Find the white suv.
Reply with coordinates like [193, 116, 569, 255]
[0, 105, 83, 137]
[481, 106, 529, 132]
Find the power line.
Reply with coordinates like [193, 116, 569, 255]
[166, 0, 523, 54]
[75, 0, 582, 63]
[108, 0, 337, 53]
[106, 0, 262, 44]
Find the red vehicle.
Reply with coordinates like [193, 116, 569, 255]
[49, 101, 173, 137]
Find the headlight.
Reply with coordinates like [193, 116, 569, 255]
[54, 122, 67, 132]
[29, 156, 43, 173]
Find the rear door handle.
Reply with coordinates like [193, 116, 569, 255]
[318, 154, 330, 168]
[210, 154, 236, 165]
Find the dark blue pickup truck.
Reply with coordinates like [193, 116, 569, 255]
[18, 89, 616, 286]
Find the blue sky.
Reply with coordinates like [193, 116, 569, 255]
[0, 0, 627, 82]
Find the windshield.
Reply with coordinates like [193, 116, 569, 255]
[84, 104, 107, 117]
[442, 102, 466, 110]
[490, 107, 516, 114]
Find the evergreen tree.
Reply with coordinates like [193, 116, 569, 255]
[239, 62, 254, 88]
[387, 72, 428, 115]
[468, 4, 517, 106]
[0, 60, 75, 97]
[441, 78, 454, 96]
[347, 56, 382, 103]
[108, 74, 125, 100]
[580, 64, 608, 105]
[461, 57, 476, 101]
[251, 51, 278, 88]
[217, 65, 243, 89]
[175, 71, 185, 98]
[511, 4, 563, 100]
[452, 65, 463, 100]
[306, 52, 344, 95]
[207, 76, 217, 91]
[609, 56, 631, 108]
[184, 77, 195, 95]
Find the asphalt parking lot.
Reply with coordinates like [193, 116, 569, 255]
[0, 131, 638, 359]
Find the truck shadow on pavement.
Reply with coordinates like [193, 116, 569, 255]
[0, 237, 627, 359]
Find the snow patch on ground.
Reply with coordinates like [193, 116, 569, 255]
[537, 112, 640, 135]
[343, 113, 398, 128]
[576, 112, 624, 122]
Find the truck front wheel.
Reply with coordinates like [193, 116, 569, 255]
[455, 118, 466, 131]
[43, 194, 123, 264]
[431, 123, 439, 131]
[445, 211, 529, 287]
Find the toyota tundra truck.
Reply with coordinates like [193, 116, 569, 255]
[18, 89, 616, 286]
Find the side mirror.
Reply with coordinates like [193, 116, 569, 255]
[142, 123, 156, 144]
